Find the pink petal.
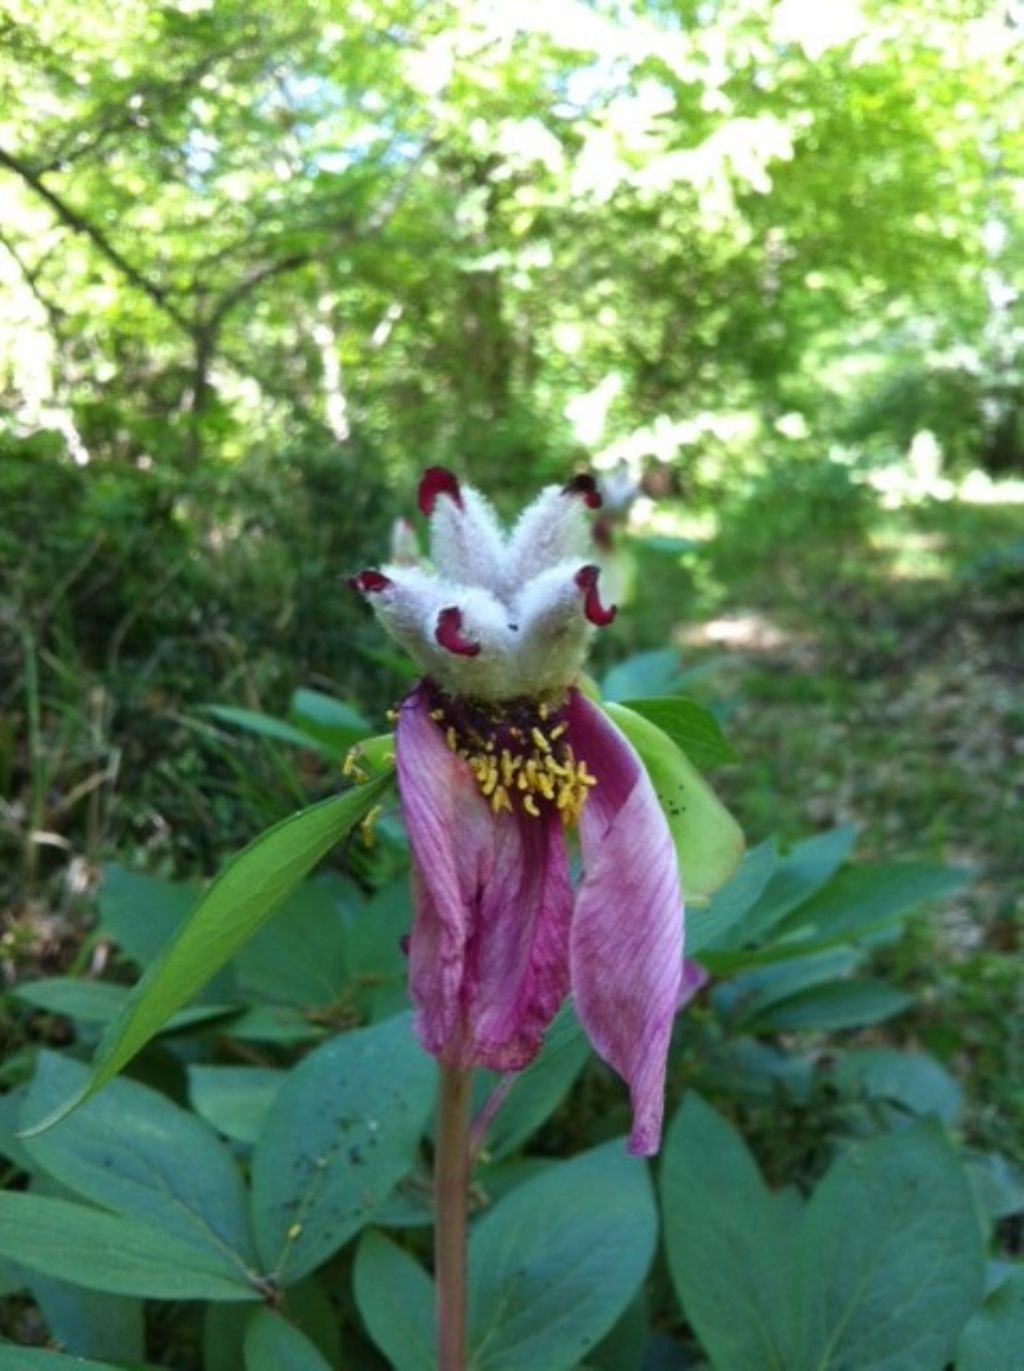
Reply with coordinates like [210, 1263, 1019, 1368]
[397, 688, 573, 1072]
[566, 690, 684, 1155]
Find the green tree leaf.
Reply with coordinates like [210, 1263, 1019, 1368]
[244, 1307, 332, 1371]
[468, 1141, 657, 1370]
[353, 1231, 435, 1371]
[0, 1192, 260, 1301]
[250, 1012, 434, 1285]
[603, 702, 744, 902]
[620, 696, 736, 768]
[22, 1052, 256, 1275]
[21, 774, 393, 1136]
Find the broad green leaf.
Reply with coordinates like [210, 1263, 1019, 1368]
[23, 1052, 256, 1274]
[602, 648, 686, 701]
[244, 1307, 331, 1371]
[468, 1141, 657, 1370]
[12, 978, 236, 1032]
[583, 1293, 649, 1371]
[472, 1005, 590, 1161]
[697, 1038, 814, 1103]
[189, 1066, 286, 1145]
[724, 948, 861, 1025]
[802, 1123, 985, 1370]
[96, 864, 200, 968]
[734, 827, 857, 946]
[250, 1012, 434, 1285]
[346, 878, 411, 1021]
[22, 773, 392, 1136]
[686, 838, 777, 956]
[26, 1275, 143, 1363]
[0, 1350, 126, 1370]
[353, 1231, 435, 1371]
[964, 1151, 1024, 1223]
[661, 1093, 802, 1370]
[233, 875, 354, 1008]
[603, 703, 744, 902]
[836, 1049, 963, 1125]
[221, 1004, 323, 1045]
[744, 978, 912, 1033]
[201, 704, 328, 753]
[620, 695, 736, 768]
[0, 1192, 260, 1300]
[289, 687, 371, 754]
[956, 1272, 1024, 1370]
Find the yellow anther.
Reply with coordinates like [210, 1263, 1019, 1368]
[516, 770, 529, 790]
[523, 794, 541, 817]
[550, 722, 568, 740]
[538, 774, 555, 800]
[359, 804, 382, 849]
[387, 707, 400, 723]
[491, 785, 512, 814]
[544, 755, 567, 776]
[342, 748, 360, 777]
[538, 702, 549, 721]
[446, 726, 458, 751]
[481, 770, 498, 797]
[430, 708, 445, 722]
[556, 786, 573, 810]
[485, 740, 495, 752]
[531, 727, 551, 754]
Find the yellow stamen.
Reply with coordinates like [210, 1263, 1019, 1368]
[359, 804, 382, 848]
[531, 727, 551, 754]
[550, 722, 568, 740]
[523, 794, 541, 817]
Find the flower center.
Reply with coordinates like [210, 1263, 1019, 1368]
[424, 684, 596, 825]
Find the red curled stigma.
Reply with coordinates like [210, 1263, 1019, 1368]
[563, 473, 603, 510]
[435, 606, 481, 657]
[575, 565, 617, 626]
[349, 569, 393, 593]
[418, 467, 464, 515]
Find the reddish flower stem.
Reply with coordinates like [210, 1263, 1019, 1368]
[435, 1065, 472, 1370]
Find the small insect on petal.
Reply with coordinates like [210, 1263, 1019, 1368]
[419, 466, 463, 515]
[349, 569, 393, 593]
[563, 473, 603, 510]
[575, 565, 617, 627]
[436, 605, 481, 657]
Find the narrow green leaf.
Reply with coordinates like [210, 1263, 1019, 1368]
[250, 1013, 434, 1285]
[21, 774, 392, 1136]
[289, 687, 371, 754]
[201, 705, 328, 752]
[745, 979, 912, 1033]
[686, 838, 777, 955]
[0, 1192, 259, 1300]
[233, 875, 354, 1009]
[603, 702, 744, 901]
[661, 1093, 802, 1370]
[602, 648, 686, 701]
[835, 1049, 963, 1125]
[468, 1141, 657, 1370]
[353, 1231, 435, 1371]
[96, 864, 199, 968]
[621, 695, 736, 768]
[244, 1307, 332, 1371]
[22, 1052, 256, 1274]
[736, 827, 857, 946]
[0, 1349, 126, 1370]
[12, 978, 236, 1032]
[778, 862, 971, 943]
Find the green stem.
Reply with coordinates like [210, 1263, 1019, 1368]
[435, 1064, 472, 1370]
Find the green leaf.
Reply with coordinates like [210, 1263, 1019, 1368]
[244, 1307, 332, 1371]
[188, 1066, 286, 1146]
[661, 1093, 802, 1370]
[353, 1231, 435, 1371]
[346, 878, 411, 1021]
[233, 875, 355, 1009]
[778, 862, 971, 944]
[0, 1349, 127, 1370]
[473, 1005, 590, 1161]
[956, 1271, 1024, 1370]
[22, 1052, 256, 1274]
[201, 705, 328, 753]
[835, 1049, 963, 1125]
[801, 1123, 985, 1370]
[735, 827, 857, 946]
[686, 839, 777, 956]
[744, 978, 912, 1033]
[602, 648, 686, 701]
[22, 774, 393, 1136]
[289, 687, 371, 755]
[96, 864, 199, 968]
[220, 1005, 323, 1045]
[620, 696, 736, 768]
[726, 948, 862, 1025]
[26, 1275, 144, 1363]
[468, 1141, 657, 1370]
[250, 1012, 434, 1285]
[0, 1192, 259, 1300]
[12, 978, 236, 1032]
[603, 703, 744, 902]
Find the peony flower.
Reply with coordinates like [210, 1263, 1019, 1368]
[352, 468, 683, 1155]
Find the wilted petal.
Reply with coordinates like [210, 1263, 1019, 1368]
[397, 688, 573, 1071]
[566, 690, 684, 1156]
[506, 480, 599, 587]
[678, 959, 708, 1010]
[420, 467, 508, 595]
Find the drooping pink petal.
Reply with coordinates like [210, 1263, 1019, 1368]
[397, 688, 573, 1072]
[566, 690, 684, 1156]
[678, 959, 709, 1010]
